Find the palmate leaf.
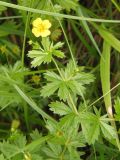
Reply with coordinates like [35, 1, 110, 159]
[99, 115, 117, 140]
[42, 142, 62, 159]
[0, 142, 21, 159]
[28, 50, 53, 67]
[0, 132, 49, 160]
[79, 110, 117, 144]
[0, 61, 30, 109]
[28, 38, 64, 67]
[61, 115, 86, 148]
[49, 101, 72, 116]
[67, 131, 86, 148]
[41, 61, 94, 101]
[41, 81, 60, 97]
[68, 147, 83, 160]
[30, 129, 42, 140]
[31, 154, 43, 160]
[13, 134, 27, 149]
[100, 121, 116, 140]
[0, 133, 27, 159]
[80, 112, 100, 144]
[59, 113, 77, 131]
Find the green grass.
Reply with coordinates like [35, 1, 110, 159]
[0, 1, 120, 23]
[1, 0, 120, 159]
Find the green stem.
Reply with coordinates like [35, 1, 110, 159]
[68, 94, 79, 115]
[49, 0, 77, 69]
[52, 58, 65, 80]
[0, 16, 22, 20]
[21, 0, 34, 132]
[21, 13, 28, 67]
[59, 136, 71, 159]
[88, 82, 120, 109]
[52, 58, 78, 115]
[22, 0, 33, 67]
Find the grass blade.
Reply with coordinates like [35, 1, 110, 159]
[111, 0, 120, 12]
[77, 7, 101, 56]
[100, 41, 112, 116]
[14, 84, 56, 123]
[100, 40, 120, 150]
[99, 27, 120, 53]
[0, 1, 120, 23]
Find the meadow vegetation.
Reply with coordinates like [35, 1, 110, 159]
[0, 0, 120, 159]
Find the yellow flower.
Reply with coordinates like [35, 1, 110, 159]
[0, 45, 6, 54]
[32, 75, 40, 84]
[32, 18, 51, 37]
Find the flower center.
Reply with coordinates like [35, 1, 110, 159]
[38, 23, 46, 32]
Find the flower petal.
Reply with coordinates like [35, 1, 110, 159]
[43, 20, 51, 29]
[40, 30, 51, 37]
[32, 18, 42, 27]
[32, 28, 41, 37]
